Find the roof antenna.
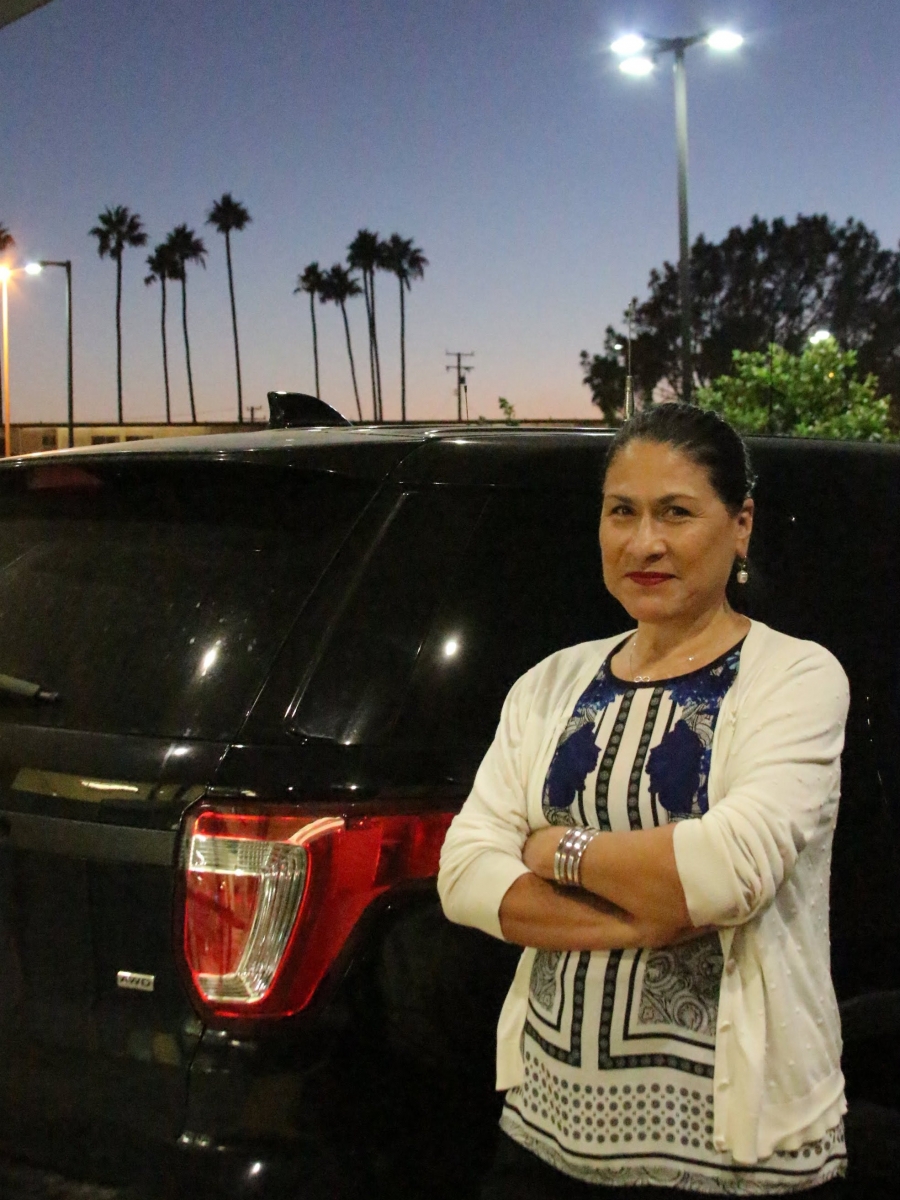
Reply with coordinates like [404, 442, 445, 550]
[624, 299, 636, 420]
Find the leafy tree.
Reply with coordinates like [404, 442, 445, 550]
[498, 397, 518, 425]
[206, 193, 251, 422]
[347, 229, 385, 421]
[580, 340, 627, 425]
[696, 340, 895, 441]
[381, 234, 428, 421]
[144, 242, 180, 423]
[294, 262, 326, 399]
[593, 214, 900, 417]
[165, 225, 207, 422]
[89, 205, 148, 422]
[319, 264, 363, 421]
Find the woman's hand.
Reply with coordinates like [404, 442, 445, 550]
[519, 823, 714, 947]
[522, 826, 566, 879]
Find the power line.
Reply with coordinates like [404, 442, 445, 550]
[445, 351, 474, 422]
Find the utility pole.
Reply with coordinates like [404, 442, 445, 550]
[624, 300, 636, 419]
[445, 351, 474, 421]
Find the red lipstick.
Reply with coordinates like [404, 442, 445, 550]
[626, 572, 674, 587]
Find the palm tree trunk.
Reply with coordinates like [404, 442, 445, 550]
[181, 276, 197, 422]
[309, 293, 320, 398]
[399, 277, 407, 422]
[371, 271, 383, 421]
[224, 231, 243, 422]
[161, 278, 171, 424]
[339, 300, 362, 421]
[115, 255, 123, 423]
[362, 273, 377, 421]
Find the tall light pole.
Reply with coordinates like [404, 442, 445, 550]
[0, 265, 10, 457]
[27, 260, 74, 447]
[612, 29, 743, 403]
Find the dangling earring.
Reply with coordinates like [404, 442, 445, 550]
[736, 557, 749, 585]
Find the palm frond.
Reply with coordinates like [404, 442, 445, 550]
[206, 193, 252, 234]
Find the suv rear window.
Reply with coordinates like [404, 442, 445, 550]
[288, 486, 629, 757]
[0, 459, 376, 740]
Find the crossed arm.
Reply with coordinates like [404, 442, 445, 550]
[498, 824, 705, 951]
[438, 643, 849, 956]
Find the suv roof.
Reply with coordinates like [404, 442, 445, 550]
[5, 422, 900, 466]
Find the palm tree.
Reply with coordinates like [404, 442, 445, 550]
[89, 206, 147, 423]
[206, 193, 251, 422]
[294, 262, 326, 398]
[144, 243, 180, 423]
[347, 229, 385, 421]
[165, 225, 207, 422]
[381, 234, 428, 421]
[319, 264, 363, 421]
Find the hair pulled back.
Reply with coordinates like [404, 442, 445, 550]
[601, 403, 755, 515]
[601, 404, 756, 611]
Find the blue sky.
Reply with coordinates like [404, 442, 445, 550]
[2, 0, 900, 424]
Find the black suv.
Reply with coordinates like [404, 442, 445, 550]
[0, 426, 898, 1199]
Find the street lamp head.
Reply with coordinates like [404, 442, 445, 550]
[619, 55, 654, 76]
[0, 266, 10, 283]
[809, 329, 833, 345]
[24, 262, 42, 275]
[611, 34, 646, 56]
[707, 29, 743, 51]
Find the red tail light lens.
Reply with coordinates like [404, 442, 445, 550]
[181, 807, 454, 1019]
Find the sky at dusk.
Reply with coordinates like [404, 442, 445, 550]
[2, 0, 900, 426]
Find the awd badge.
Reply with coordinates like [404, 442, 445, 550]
[116, 970, 155, 993]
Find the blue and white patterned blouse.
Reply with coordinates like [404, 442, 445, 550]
[500, 635, 846, 1194]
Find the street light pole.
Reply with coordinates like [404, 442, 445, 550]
[672, 44, 692, 402]
[1, 270, 10, 458]
[38, 261, 74, 447]
[612, 28, 743, 405]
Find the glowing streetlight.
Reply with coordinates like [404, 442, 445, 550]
[611, 28, 744, 402]
[0, 265, 13, 457]
[619, 55, 654, 76]
[707, 30, 744, 52]
[610, 34, 646, 57]
[809, 330, 833, 345]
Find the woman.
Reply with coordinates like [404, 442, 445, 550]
[438, 405, 849, 1197]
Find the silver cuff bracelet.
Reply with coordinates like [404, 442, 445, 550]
[553, 826, 600, 888]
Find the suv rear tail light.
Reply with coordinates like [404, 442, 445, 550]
[180, 807, 454, 1019]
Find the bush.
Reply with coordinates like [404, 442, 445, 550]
[695, 341, 895, 440]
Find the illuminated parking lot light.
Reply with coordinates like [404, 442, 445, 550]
[24, 262, 43, 275]
[611, 34, 646, 57]
[619, 55, 654, 76]
[707, 30, 744, 52]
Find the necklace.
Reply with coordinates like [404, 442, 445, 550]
[628, 634, 698, 683]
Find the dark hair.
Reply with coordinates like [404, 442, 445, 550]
[601, 403, 757, 611]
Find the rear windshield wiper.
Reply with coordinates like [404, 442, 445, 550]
[0, 673, 60, 703]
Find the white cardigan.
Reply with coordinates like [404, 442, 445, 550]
[437, 620, 850, 1166]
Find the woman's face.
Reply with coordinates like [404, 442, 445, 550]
[599, 438, 754, 625]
